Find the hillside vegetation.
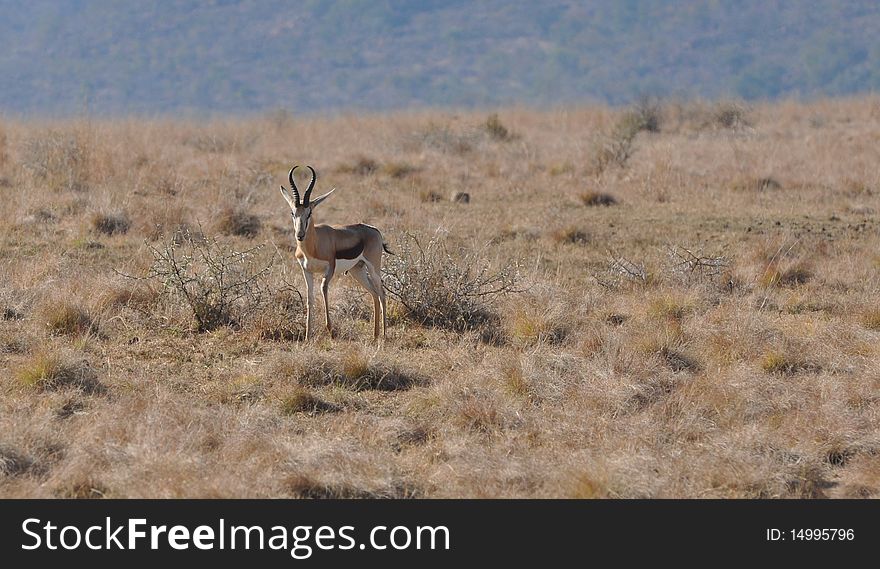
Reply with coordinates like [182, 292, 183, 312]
[1, 0, 879, 114]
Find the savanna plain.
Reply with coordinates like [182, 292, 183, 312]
[1, 99, 879, 498]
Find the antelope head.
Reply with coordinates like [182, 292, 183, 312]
[279, 165, 336, 241]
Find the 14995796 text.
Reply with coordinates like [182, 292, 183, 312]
[766, 529, 854, 541]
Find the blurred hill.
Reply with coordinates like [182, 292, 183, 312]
[1, 0, 879, 115]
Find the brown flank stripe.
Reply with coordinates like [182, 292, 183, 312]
[336, 240, 364, 260]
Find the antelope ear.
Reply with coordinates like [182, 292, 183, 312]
[279, 185, 297, 209]
[308, 188, 336, 208]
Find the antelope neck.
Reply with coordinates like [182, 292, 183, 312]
[297, 216, 320, 258]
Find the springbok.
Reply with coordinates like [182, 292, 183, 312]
[278, 165, 391, 341]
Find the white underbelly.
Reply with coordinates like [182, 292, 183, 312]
[336, 255, 366, 274]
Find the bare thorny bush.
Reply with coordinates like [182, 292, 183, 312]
[127, 229, 303, 336]
[123, 229, 522, 339]
[595, 245, 729, 289]
[411, 114, 518, 155]
[665, 245, 729, 284]
[590, 99, 660, 175]
[590, 99, 752, 175]
[595, 252, 651, 288]
[667, 100, 753, 132]
[383, 232, 523, 338]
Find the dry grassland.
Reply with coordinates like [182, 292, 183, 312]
[1, 98, 880, 498]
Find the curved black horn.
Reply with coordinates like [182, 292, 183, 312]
[287, 166, 301, 206]
[302, 166, 317, 205]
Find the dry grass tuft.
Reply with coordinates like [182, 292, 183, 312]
[639, 330, 700, 373]
[712, 101, 751, 130]
[633, 317, 700, 372]
[591, 123, 637, 173]
[507, 303, 568, 346]
[419, 189, 444, 202]
[500, 360, 533, 399]
[138, 204, 193, 241]
[456, 390, 509, 435]
[383, 161, 418, 178]
[548, 226, 591, 245]
[284, 474, 418, 499]
[98, 283, 158, 311]
[414, 122, 480, 154]
[14, 352, 103, 394]
[40, 300, 95, 336]
[0, 445, 38, 477]
[288, 351, 424, 392]
[860, 308, 880, 331]
[451, 191, 470, 203]
[567, 472, 608, 498]
[647, 294, 693, 321]
[548, 162, 575, 176]
[219, 374, 264, 404]
[658, 347, 700, 373]
[731, 176, 782, 192]
[337, 352, 422, 392]
[622, 98, 662, 133]
[340, 350, 372, 381]
[56, 478, 110, 499]
[338, 156, 379, 176]
[482, 113, 516, 141]
[279, 387, 340, 416]
[579, 190, 618, 206]
[760, 350, 814, 375]
[759, 260, 813, 288]
[214, 206, 262, 238]
[0, 331, 29, 355]
[90, 210, 131, 235]
[20, 130, 89, 192]
[3, 307, 23, 321]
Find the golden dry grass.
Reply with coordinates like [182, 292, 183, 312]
[2, 99, 880, 498]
